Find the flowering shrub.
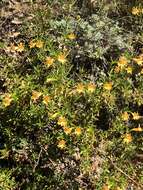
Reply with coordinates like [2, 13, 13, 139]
[0, 0, 143, 189]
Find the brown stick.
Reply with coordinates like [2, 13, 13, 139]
[33, 148, 42, 172]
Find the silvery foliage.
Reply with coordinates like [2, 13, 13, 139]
[77, 14, 133, 59]
[49, 13, 133, 60]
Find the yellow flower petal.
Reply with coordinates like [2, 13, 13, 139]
[44, 57, 54, 67]
[15, 42, 24, 52]
[123, 133, 132, 143]
[121, 112, 129, 121]
[57, 140, 66, 149]
[76, 83, 85, 93]
[131, 127, 142, 132]
[43, 95, 51, 105]
[126, 66, 133, 74]
[57, 53, 67, 64]
[67, 33, 76, 40]
[29, 40, 36, 48]
[57, 116, 67, 127]
[132, 7, 140, 15]
[63, 127, 72, 135]
[117, 56, 128, 68]
[75, 127, 81, 136]
[31, 90, 42, 102]
[132, 112, 141, 120]
[103, 82, 112, 91]
[35, 40, 44, 48]
[3, 94, 13, 107]
[87, 83, 96, 93]
[133, 56, 143, 65]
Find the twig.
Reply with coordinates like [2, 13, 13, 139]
[33, 148, 42, 172]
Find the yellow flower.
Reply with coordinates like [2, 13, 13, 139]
[76, 83, 85, 93]
[57, 139, 66, 149]
[123, 133, 132, 143]
[87, 83, 96, 93]
[43, 95, 51, 105]
[44, 57, 54, 67]
[103, 82, 112, 91]
[29, 40, 36, 48]
[117, 56, 128, 68]
[57, 53, 67, 64]
[3, 94, 13, 107]
[132, 7, 140, 15]
[67, 33, 76, 40]
[63, 127, 72, 135]
[35, 40, 44, 48]
[131, 126, 142, 132]
[58, 116, 67, 127]
[75, 127, 81, 136]
[15, 42, 24, 52]
[132, 112, 141, 120]
[121, 112, 129, 121]
[126, 66, 132, 74]
[133, 56, 143, 65]
[31, 90, 42, 102]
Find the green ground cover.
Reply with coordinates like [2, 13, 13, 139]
[0, 0, 143, 189]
